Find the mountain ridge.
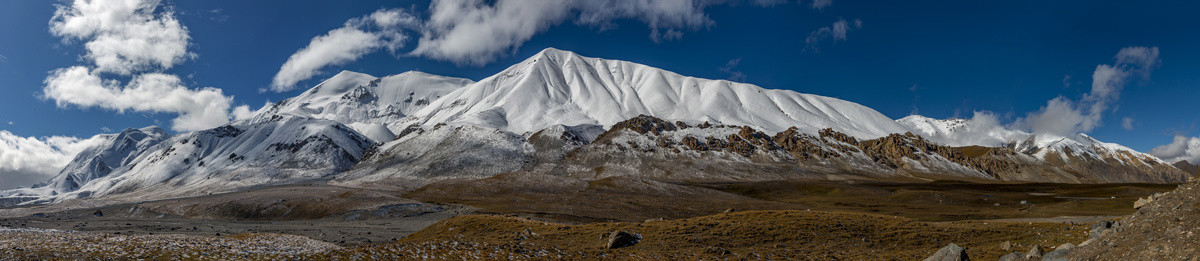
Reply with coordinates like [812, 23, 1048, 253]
[0, 47, 1189, 206]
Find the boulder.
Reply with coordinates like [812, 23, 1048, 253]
[998, 251, 1027, 261]
[1000, 240, 1012, 251]
[1041, 243, 1075, 260]
[1025, 245, 1044, 259]
[1134, 194, 1159, 209]
[922, 243, 969, 261]
[604, 231, 641, 249]
[1089, 220, 1113, 238]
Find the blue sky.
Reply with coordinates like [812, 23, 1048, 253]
[1, 0, 1199, 186]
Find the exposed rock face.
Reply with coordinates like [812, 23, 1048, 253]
[559, 115, 1184, 183]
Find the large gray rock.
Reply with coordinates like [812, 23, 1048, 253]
[1042, 243, 1075, 261]
[998, 252, 1027, 261]
[1025, 245, 1044, 259]
[923, 243, 969, 261]
[604, 230, 641, 249]
[1089, 220, 1114, 238]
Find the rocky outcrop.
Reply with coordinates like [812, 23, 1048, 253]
[1174, 160, 1200, 179]
[571, 115, 1182, 183]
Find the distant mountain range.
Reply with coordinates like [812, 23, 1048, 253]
[2, 48, 1190, 206]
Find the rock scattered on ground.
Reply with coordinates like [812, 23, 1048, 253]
[0, 226, 340, 260]
[1067, 179, 1200, 260]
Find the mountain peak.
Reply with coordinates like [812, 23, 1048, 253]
[412, 47, 911, 138]
[534, 47, 572, 57]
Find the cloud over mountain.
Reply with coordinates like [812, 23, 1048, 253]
[270, 9, 419, 92]
[0, 131, 106, 190]
[1153, 135, 1200, 164]
[273, 0, 833, 87]
[43, 0, 242, 132]
[1019, 46, 1159, 137]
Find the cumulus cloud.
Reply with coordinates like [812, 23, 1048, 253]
[50, 0, 192, 75]
[0, 131, 107, 190]
[805, 18, 861, 51]
[1019, 46, 1159, 137]
[277, 0, 838, 80]
[44, 0, 242, 131]
[907, 111, 1025, 147]
[269, 9, 418, 92]
[1152, 135, 1200, 164]
[44, 66, 233, 131]
[410, 0, 718, 65]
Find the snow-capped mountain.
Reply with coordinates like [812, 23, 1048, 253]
[898, 115, 1186, 183]
[58, 116, 374, 202]
[250, 70, 473, 142]
[1, 127, 169, 199]
[2, 47, 1189, 206]
[407, 48, 910, 138]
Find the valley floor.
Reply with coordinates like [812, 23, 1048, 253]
[0, 178, 1180, 260]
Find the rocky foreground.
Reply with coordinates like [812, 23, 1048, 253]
[1065, 178, 1200, 259]
[1, 209, 1092, 260]
[0, 227, 340, 260]
[923, 178, 1200, 261]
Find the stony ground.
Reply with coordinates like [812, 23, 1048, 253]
[0, 180, 1184, 260]
[2, 210, 1090, 260]
[1067, 179, 1200, 260]
[0, 227, 340, 260]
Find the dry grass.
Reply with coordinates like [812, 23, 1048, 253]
[328, 210, 1090, 260]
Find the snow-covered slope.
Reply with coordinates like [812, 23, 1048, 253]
[899, 115, 1186, 182]
[407, 48, 909, 139]
[50, 116, 376, 202]
[1, 127, 170, 199]
[252, 70, 472, 142]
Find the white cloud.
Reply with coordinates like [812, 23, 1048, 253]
[44, 66, 233, 132]
[1019, 46, 1159, 137]
[805, 18, 861, 51]
[811, 0, 833, 10]
[49, 0, 192, 75]
[410, 0, 719, 65]
[1122, 117, 1135, 130]
[276, 1, 729, 83]
[44, 0, 243, 131]
[1151, 135, 1200, 164]
[718, 57, 746, 82]
[0, 131, 107, 190]
[908, 111, 1026, 147]
[0, 53, 8, 63]
[270, 9, 418, 92]
[231, 105, 255, 121]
